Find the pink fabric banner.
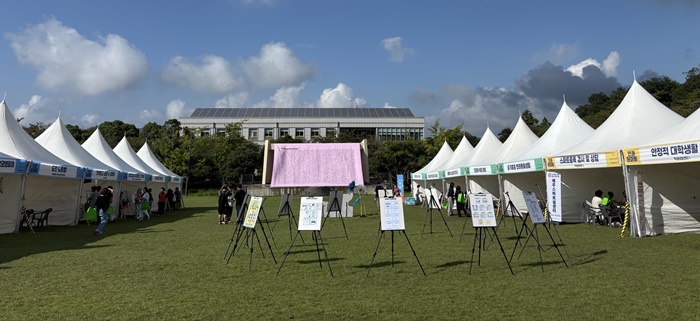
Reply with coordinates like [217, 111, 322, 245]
[271, 143, 364, 188]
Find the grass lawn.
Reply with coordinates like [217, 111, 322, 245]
[2, 194, 699, 320]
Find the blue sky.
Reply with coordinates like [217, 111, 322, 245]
[0, 0, 698, 136]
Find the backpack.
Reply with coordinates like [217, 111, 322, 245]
[457, 192, 466, 204]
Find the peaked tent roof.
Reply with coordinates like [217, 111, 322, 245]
[136, 142, 179, 178]
[647, 106, 700, 145]
[36, 117, 119, 172]
[560, 80, 684, 155]
[434, 136, 474, 172]
[82, 128, 145, 176]
[463, 127, 503, 166]
[0, 100, 78, 168]
[113, 136, 166, 180]
[482, 116, 539, 164]
[516, 101, 595, 160]
[412, 141, 453, 176]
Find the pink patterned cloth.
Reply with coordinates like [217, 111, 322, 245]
[271, 143, 364, 188]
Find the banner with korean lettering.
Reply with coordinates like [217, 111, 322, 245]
[31, 162, 82, 178]
[411, 173, 423, 180]
[425, 171, 441, 180]
[623, 141, 700, 165]
[499, 158, 545, 174]
[546, 171, 562, 222]
[545, 150, 621, 169]
[467, 164, 497, 176]
[126, 172, 148, 182]
[0, 158, 26, 174]
[90, 169, 120, 181]
[443, 167, 466, 178]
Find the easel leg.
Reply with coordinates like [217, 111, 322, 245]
[225, 225, 247, 265]
[290, 213, 305, 244]
[477, 228, 483, 267]
[535, 225, 544, 272]
[276, 231, 300, 275]
[509, 216, 532, 263]
[421, 208, 429, 238]
[259, 209, 276, 248]
[402, 231, 426, 276]
[316, 231, 333, 277]
[459, 215, 470, 243]
[253, 228, 265, 259]
[391, 231, 395, 268]
[469, 228, 479, 274]
[367, 231, 384, 277]
[436, 208, 454, 237]
[248, 230, 254, 272]
[543, 224, 569, 268]
[314, 231, 323, 269]
[549, 222, 573, 264]
[491, 227, 514, 275]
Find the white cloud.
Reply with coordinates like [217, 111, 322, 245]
[215, 92, 250, 108]
[566, 51, 620, 78]
[138, 109, 163, 126]
[242, 42, 316, 89]
[252, 84, 308, 108]
[161, 55, 246, 93]
[383, 103, 398, 108]
[547, 43, 577, 63]
[317, 83, 367, 108]
[602, 51, 620, 78]
[81, 114, 100, 127]
[381, 37, 414, 62]
[12, 95, 51, 125]
[5, 18, 148, 96]
[166, 99, 194, 119]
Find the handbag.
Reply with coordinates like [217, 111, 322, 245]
[85, 207, 97, 222]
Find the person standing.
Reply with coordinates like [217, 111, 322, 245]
[133, 189, 143, 220]
[455, 186, 467, 217]
[233, 184, 247, 223]
[174, 187, 183, 209]
[217, 185, 230, 224]
[141, 190, 151, 220]
[94, 188, 111, 236]
[157, 187, 167, 217]
[166, 188, 175, 211]
[447, 182, 455, 216]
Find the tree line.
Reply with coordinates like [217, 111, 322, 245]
[19, 65, 700, 188]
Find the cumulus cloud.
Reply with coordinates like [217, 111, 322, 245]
[242, 42, 316, 89]
[252, 84, 308, 108]
[12, 95, 53, 125]
[317, 83, 367, 108]
[215, 92, 251, 108]
[383, 103, 398, 108]
[166, 99, 194, 119]
[381, 37, 414, 62]
[566, 51, 620, 78]
[161, 55, 246, 93]
[81, 114, 100, 127]
[5, 18, 148, 96]
[138, 109, 164, 126]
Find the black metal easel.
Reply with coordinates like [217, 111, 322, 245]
[321, 191, 349, 240]
[271, 193, 305, 243]
[277, 229, 334, 277]
[224, 203, 277, 272]
[421, 191, 453, 238]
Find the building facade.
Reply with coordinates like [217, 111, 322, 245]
[178, 108, 425, 143]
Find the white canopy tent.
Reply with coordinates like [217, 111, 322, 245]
[425, 136, 474, 196]
[410, 141, 453, 199]
[114, 136, 168, 193]
[549, 80, 685, 223]
[469, 117, 538, 204]
[0, 100, 85, 231]
[621, 107, 700, 235]
[0, 151, 28, 234]
[500, 101, 595, 215]
[136, 142, 182, 190]
[82, 129, 148, 212]
[462, 127, 502, 196]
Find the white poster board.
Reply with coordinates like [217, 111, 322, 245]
[380, 198, 406, 231]
[298, 197, 323, 231]
[469, 193, 496, 227]
[522, 192, 546, 224]
[546, 172, 562, 222]
[243, 196, 264, 228]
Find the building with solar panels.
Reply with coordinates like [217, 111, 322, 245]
[178, 108, 425, 144]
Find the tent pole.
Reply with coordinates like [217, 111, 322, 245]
[15, 161, 31, 233]
[74, 168, 87, 226]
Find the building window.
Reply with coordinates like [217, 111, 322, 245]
[280, 128, 290, 137]
[295, 129, 305, 138]
[249, 129, 258, 140]
[326, 128, 336, 136]
[311, 128, 320, 137]
[200, 131, 210, 137]
[264, 128, 274, 138]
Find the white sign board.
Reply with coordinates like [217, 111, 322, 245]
[469, 193, 496, 227]
[380, 198, 406, 231]
[546, 172, 562, 222]
[298, 197, 323, 231]
[523, 192, 546, 224]
[242, 196, 264, 228]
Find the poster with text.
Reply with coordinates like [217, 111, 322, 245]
[298, 197, 323, 231]
[469, 193, 496, 227]
[380, 198, 406, 231]
[523, 192, 546, 224]
[243, 196, 264, 228]
[546, 172, 562, 222]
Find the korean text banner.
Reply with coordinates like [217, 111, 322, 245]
[545, 150, 621, 169]
[623, 141, 700, 166]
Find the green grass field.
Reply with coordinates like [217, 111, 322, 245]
[2, 195, 699, 320]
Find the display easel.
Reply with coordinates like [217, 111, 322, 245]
[497, 191, 528, 237]
[367, 198, 426, 277]
[225, 194, 251, 259]
[277, 197, 334, 277]
[421, 188, 453, 238]
[468, 193, 513, 275]
[271, 193, 305, 243]
[321, 190, 349, 240]
[536, 183, 573, 264]
[225, 196, 277, 272]
[509, 192, 568, 272]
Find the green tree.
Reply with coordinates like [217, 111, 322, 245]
[22, 122, 49, 138]
[497, 127, 512, 142]
[672, 65, 700, 117]
[98, 120, 139, 147]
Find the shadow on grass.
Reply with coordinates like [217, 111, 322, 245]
[354, 260, 406, 269]
[296, 257, 345, 264]
[0, 206, 210, 265]
[574, 249, 608, 265]
[435, 260, 470, 269]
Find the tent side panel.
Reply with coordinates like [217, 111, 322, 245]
[0, 175, 24, 234]
[23, 176, 81, 226]
[559, 168, 625, 223]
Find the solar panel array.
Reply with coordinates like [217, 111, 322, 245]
[188, 108, 415, 118]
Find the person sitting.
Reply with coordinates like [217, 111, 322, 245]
[600, 191, 615, 209]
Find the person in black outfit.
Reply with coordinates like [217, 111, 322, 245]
[218, 185, 230, 224]
[233, 184, 247, 223]
[93, 188, 111, 236]
[455, 186, 467, 217]
[166, 188, 175, 210]
[447, 182, 455, 216]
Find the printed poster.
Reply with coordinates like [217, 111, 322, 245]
[380, 198, 405, 231]
[243, 196, 263, 228]
[469, 193, 496, 227]
[546, 172, 562, 222]
[298, 197, 323, 231]
[523, 192, 546, 224]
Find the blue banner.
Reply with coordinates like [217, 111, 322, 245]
[397, 174, 404, 196]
